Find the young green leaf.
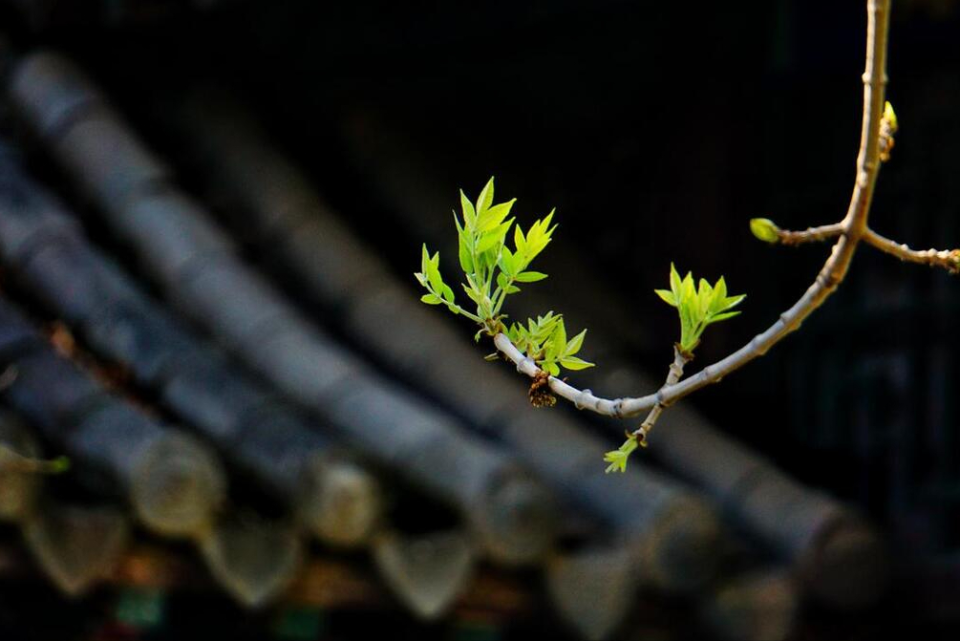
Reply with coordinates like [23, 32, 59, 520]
[460, 190, 477, 229]
[515, 271, 548, 283]
[706, 310, 740, 324]
[654, 289, 677, 306]
[565, 329, 587, 356]
[604, 438, 639, 474]
[476, 177, 495, 216]
[560, 356, 594, 371]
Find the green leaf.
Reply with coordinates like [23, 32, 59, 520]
[709, 277, 727, 313]
[698, 278, 712, 314]
[498, 247, 516, 276]
[654, 289, 677, 306]
[603, 438, 638, 473]
[421, 293, 442, 305]
[515, 271, 548, 283]
[669, 263, 682, 301]
[476, 219, 514, 254]
[706, 310, 741, 324]
[476, 177, 495, 215]
[454, 213, 474, 274]
[514, 225, 527, 256]
[554, 319, 567, 354]
[441, 284, 456, 304]
[750, 218, 780, 243]
[459, 238, 474, 273]
[427, 260, 444, 293]
[564, 329, 587, 356]
[722, 294, 746, 310]
[478, 199, 516, 232]
[462, 282, 483, 305]
[460, 190, 477, 229]
[544, 362, 560, 376]
[560, 356, 594, 370]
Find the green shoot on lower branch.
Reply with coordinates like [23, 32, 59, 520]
[604, 435, 640, 474]
[414, 177, 595, 379]
[604, 266, 744, 472]
[655, 263, 745, 355]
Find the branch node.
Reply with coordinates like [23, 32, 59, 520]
[516, 356, 535, 374]
[574, 389, 593, 410]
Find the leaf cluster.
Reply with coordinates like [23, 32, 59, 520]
[415, 178, 595, 377]
[655, 264, 745, 354]
[506, 312, 593, 376]
[603, 436, 639, 474]
[415, 178, 555, 326]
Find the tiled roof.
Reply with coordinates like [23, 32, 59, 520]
[0, 48, 887, 641]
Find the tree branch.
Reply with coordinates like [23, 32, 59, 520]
[776, 223, 845, 246]
[633, 347, 691, 444]
[863, 228, 960, 273]
[494, 0, 892, 421]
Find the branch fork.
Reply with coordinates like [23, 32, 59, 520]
[492, 0, 898, 444]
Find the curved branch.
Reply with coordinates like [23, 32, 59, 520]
[495, 0, 892, 420]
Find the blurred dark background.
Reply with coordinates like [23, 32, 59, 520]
[1, 0, 959, 638]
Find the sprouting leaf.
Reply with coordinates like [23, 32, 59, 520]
[441, 284, 456, 304]
[427, 258, 444, 293]
[884, 100, 898, 132]
[721, 294, 746, 311]
[514, 225, 527, 256]
[706, 310, 740, 324]
[476, 219, 514, 254]
[476, 177, 495, 215]
[498, 247, 516, 276]
[560, 356, 594, 370]
[669, 263, 682, 301]
[418, 179, 600, 376]
[460, 190, 477, 229]
[459, 240, 474, 273]
[478, 199, 516, 233]
[654, 289, 676, 306]
[515, 271, 548, 283]
[554, 319, 567, 354]
[663, 265, 745, 354]
[708, 277, 727, 313]
[750, 218, 780, 243]
[565, 329, 587, 356]
[603, 438, 639, 474]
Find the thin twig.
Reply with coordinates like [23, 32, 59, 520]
[863, 228, 960, 273]
[777, 223, 845, 246]
[494, 0, 892, 420]
[633, 347, 691, 444]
